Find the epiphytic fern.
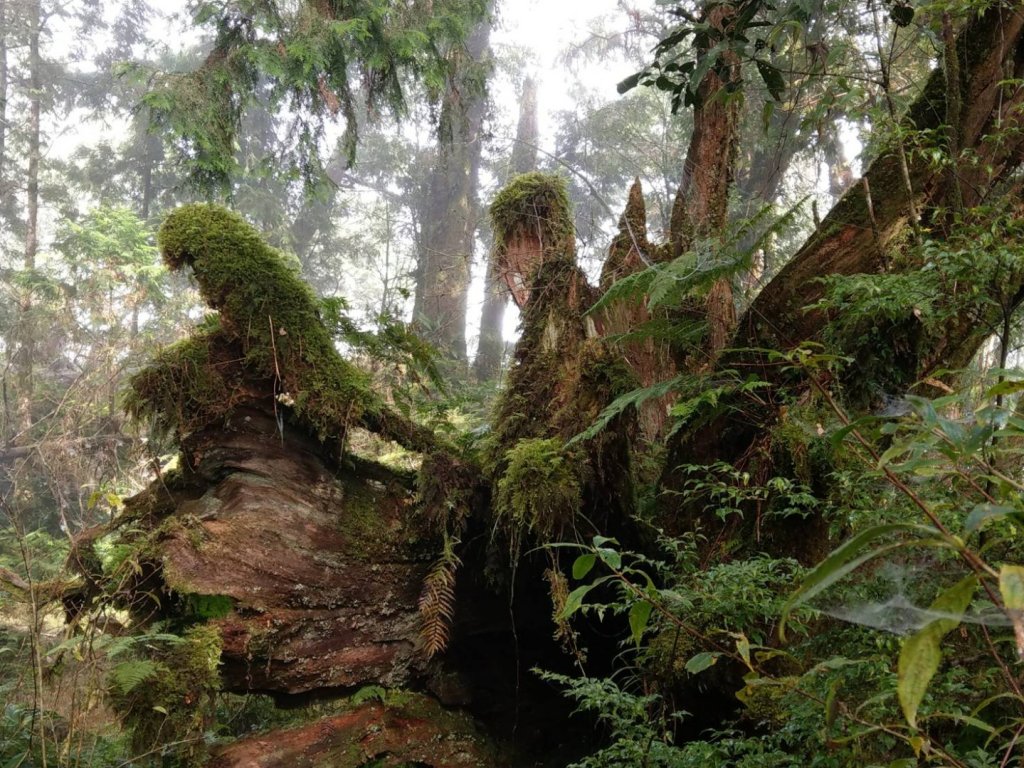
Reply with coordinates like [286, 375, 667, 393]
[418, 538, 461, 659]
[108, 659, 159, 695]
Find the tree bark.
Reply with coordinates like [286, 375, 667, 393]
[413, 10, 492, 363]
[740, 6, 1024, 364]
[0, 0, 7, 201]
[668, 3, 742, 364]
[474, 76, 538, 381]
[662, 5, 1024, 560]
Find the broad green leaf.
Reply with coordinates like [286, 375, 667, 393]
[596, 547, 621, 571]
[898, 575, 976, 728]
[689, 42, 727, 94]
[684, 651, 720, 674]
[735, 634, 752, 670]
[999, 565, 1024, 657]
[999, 565, 1024, 612]
[756, 59, 785, 100]
[559, 585, 591, 620]
[628, 600, 653, 646]
[985, 379, 1024, 398]
[572, 554, 596, 580]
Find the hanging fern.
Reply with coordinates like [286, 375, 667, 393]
[418, 539, 461, 658]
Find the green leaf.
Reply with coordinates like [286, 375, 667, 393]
[596, 547, 622, 571]
[966, 503, 1019, 533]
[684, 651, 720, 674]
[628, 600, 653, 646]
[755, 59, 785, 100]
[898, 575, 977, 728]
[109, 660, 159, 695]
[985, 378, 1024, 398]
[1000, 565, 1024, 611]
[567, 376, 684, 446]
[689, 42, 726, 94]
[890, 3, 914, 27]
[559, 585, 592, 620]
[616, 71, 643, 94]
[572, 554, 596, 580]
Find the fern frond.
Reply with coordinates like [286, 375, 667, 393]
[418, 542, 461, 659]
[567, 375, 685, 446]
[108, 660, 159, 695]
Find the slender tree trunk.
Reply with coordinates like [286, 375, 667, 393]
[474, 76, 537, 380]
[140, 124, 161, 221]
[413, 9, 492, 363]
[0, 0, 7, 200]
[16, 0, 42, 437]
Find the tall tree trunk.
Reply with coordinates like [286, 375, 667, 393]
[474, 76, 537, 380]
[15, 0, 41, 437]
[412, 10, 492, 363]
[140, 121, 162, 221]
[668, 3, 742, 364]
[741, 7, 1024, 364]
[0, 0, 7, 201]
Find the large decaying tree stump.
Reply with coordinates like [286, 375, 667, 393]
[55, 7, 1024, 765]
[61, 205, 508, 765]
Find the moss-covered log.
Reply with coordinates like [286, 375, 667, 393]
[76, 204, 514, 762]
[127, 203, 440, 454]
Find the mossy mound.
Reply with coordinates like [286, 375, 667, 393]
[108, 624, 222, 766]
[150, 203, 374, 442]
[125, 204, 438, 452]
[490, 172, 574, 264]
[495, 438, 582, 538]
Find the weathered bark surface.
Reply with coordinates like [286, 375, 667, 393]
[209, 697, 497, 767]
[660, 6, 1024, 561]
[669, 4, 741, 362]
[741, 6, 1024, 363]
[156, 411, 430, 695]
[599, 179, 676, 441]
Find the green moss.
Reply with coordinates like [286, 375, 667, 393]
[123, 329, 242, 441]
[490, 172, 575, 266]
[495, 438, 582, 539]
[149, 202, 378, 444]
[109, 624, 222, 766]
[417, 451, 478, 550]
[484, 176, 638, 552]
[180, 592, 234, 620]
